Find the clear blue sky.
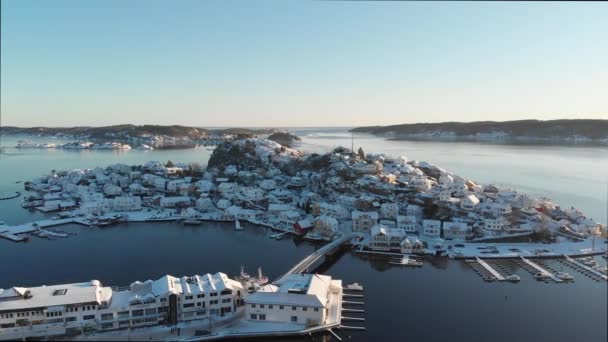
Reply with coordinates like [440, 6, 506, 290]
[1, 0, 607, 127]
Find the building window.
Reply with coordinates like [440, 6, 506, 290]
[197, 294, 205, 298]
[65, 317, 77, 322]
[250, 314, 258, 320]
[185, 295, 193, 300]
[183, 303, 195, 308]
[101, 313, 113, 321]
[160, 298, 167, 302]
[260, 304, 265, 309]
[291, 316, 298, 322]
[269, 305, 273, 309]
[131, 310, 144, 317]
[52, 289, 68, 296]
[314, 308, 319, 312]
[259, 314, 266, 321]
[210, 292, 217, 297]
[292, 306, 297, 311]
[83, 315, 95, 320]
[279, 306, 284, 310]
[251, 304, 256, 308]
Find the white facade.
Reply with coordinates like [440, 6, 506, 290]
[314, 203, 349, 220]
[103, 184, 122, 197]
[369, 225, 405, 251]
[245, 274, 341, 326]
[405, 204, 423, 219]
[112, 196, 142, 212]
[461, 194, 480, 210]
[314, 215, 339, 238]
[422, 220, 441, 238]
[396, 215, 419, 234]
[442, 221, 469, 240]
[351, 211, 378, 233]
[490, 202, 512, 218]
[380, 203, 399, 219]
[484, 219, 503, 231]
[0, 273, 244, 340]
[438, 189, 453, 202]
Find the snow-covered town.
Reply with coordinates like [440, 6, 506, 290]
[3, 138, 606, 254]
[1, 137, 607, 340]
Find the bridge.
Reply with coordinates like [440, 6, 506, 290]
[275, 234, 355, 283]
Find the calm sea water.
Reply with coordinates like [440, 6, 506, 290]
[0, 130, 606, 341]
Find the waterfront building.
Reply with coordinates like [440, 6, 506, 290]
[312, 203, 349, 220]
[245, 274, 342, 326]
[369, 224, 405, 251]
[0, 273, 244, 340]
[422, 220, 442, 238]
[442, 221, 469, 240]
[313, 215, 339, 238]
[351, 211, 378, 233]
[112, 196, 142, 212]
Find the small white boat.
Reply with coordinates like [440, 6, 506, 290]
[183, 219, 202, 225]
[556, 272, 574, 281]
[235, 219, 243, 231]
[504, 274, 521, 283]
[389, 256, 423, 267]
[303, 232, 323, 241]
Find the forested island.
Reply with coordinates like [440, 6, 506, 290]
[351, 119, 608, 145]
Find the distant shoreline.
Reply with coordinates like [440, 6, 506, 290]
[351, 119, 608, 146]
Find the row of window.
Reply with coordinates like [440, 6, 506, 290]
[250, 314, 300, 322]
[250, 304, 319, 312]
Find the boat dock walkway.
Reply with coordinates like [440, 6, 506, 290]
[520, 257, 562, 282]
[475, 257, 505, 281]
[0, 218, 89, 241]
[563, 255, 607, 281]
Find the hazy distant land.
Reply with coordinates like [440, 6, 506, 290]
[351, 119, 608, 145]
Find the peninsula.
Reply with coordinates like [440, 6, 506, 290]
[351, 119, 608, 145]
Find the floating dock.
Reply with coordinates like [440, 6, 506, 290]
[475, 257, 505, 281]
[519, 257, 562, 282]
[563, 255, 607, 281]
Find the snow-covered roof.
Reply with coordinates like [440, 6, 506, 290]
[0, 280, 111, 312]
[247, 274, 332, 308]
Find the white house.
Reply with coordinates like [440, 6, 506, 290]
[484, 219, 503, 231]
[224, 206, 258, 220]
[351, 211, 378, 233]
[154, 178, 167, 191]
[218, 182, 238, 199]
[314, 215, 339, 238]
[164, 167, 184, 177]
[245, 273, 341, 326]
[369, 225, 405, 251]
[400, 237, 425, 254]
[405, 204, 423, 219]
[490, 202, 512, 218]
[167, 180, 186, 193]
[461, 194, 480, 210]
[396, 215, 419, 234]
[112, 196, 142, 212]
[239, 187, 266, 203]
[103, 184, 122, 197]
[380, 203, 399, 220]
[422, 220, 441, 238]
[442, 221, 469, 240]
[160, 196, 191, 208]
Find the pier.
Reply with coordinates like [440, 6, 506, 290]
[275, 234, 354, 282]
[0, 218, 90, 241]
[475, 257, 505, 281]
[563, 255, 607, 281]
[519, 257, 562, 282]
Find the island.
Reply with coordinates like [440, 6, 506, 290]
[351, 119, 608, 145]
[1, 124, 282, 150]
